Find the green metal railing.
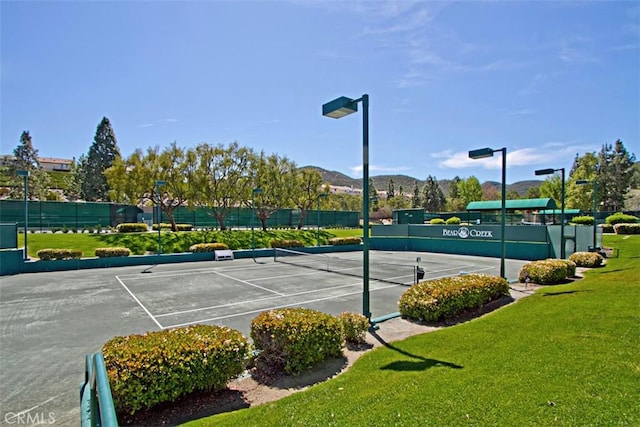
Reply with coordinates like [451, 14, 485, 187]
[80, 353, 118, 427]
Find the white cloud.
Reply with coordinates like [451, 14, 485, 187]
[137, 123, 155, 128]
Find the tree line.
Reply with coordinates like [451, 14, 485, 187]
[2, 116, 637, 227]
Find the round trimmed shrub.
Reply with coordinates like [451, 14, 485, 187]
[605, 212, 638, 225]
[399, 274, 509, 322]
[569, 251, 604, 268]
[599, 223, 614, 233]
[570, 215, 594, 225]
[189, 242, 229, 252]
[429, 218, 445, 225]
[336, 312, 369, 344]
[446, 216, 461, 225]
[103, 324, 249, 415]
[251, 308, 343, 375]
[518, 259, 576, 285]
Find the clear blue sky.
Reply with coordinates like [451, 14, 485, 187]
[1, 1, 638, 184]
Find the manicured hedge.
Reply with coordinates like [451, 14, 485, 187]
[152, 223, 194, 231]
[429, 218, 445, 225]
[102, 325, 249, 415]
[518, 259, 577, 285]
[570, 215, 594, 225]
[599, 223, 614, 233]
[569, 251, 604, 268]
[37, 248, 83, 260]
[116, 223, 149, 233]
[336, 312, 369, 344]
[189, 242, 230, 252]
[270, 239, 304, 248]
[446, 216, 461, 225]
[251, 308, 343, 375]
[614, 223, 640, 235]
[95, 247, 131, 258]
[329, 237, 362, 246]
[605, 212, 639, 225]
[399, 274, 509, 323]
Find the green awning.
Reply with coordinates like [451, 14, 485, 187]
[538, 209, 581, 215]
[466, 198, 558, 211]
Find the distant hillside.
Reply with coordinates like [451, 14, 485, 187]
[302, 166, 542, 197]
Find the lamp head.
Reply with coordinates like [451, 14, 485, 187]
[322, 96, 357, 119]
[252, 188, 263, 194]
[576, 179, 589, 185]
[155, 180, 166, 186]
[535, 168, 556, 176]
[468, 148, 495, 159]
[17, 170, 30, 177]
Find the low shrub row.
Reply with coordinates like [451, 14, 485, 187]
[429, 218, 445, 225]
[95, 247, 131, 258]
[614, 223, 640, 234]
[398, 274, 509, 323]
[36, 248, 83, 260]
[103, 325, 249, 415]
[328, 237, 362, 245]
[518, 259, 577, 285]
[151, 223, 194, 231]
[569, 251, 604, 268]
[103, 308, 369, 416]
[270, 239, 304, 248]
[188, 242, 230, 252]
[116, 223, 149, 233]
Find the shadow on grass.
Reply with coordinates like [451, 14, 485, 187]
[369, 331, 463, 372]
[542, 290, 592, 297]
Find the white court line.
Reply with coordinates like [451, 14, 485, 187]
[212, 270, 285, 296]
[115, 276, 163, 329]
[155, 281, 363, 318]
[162, 282, 399, 329]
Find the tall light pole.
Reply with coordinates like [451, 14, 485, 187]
[535, 167, 565, 258]
[316, 193, 327, 246]
[577, 179, 598, 250]
[468, 147, 507, 279]
[17, 170, 30, 260]
[155, 180, 166, 255]
[323, 94, 371, 320]
[251, 187, 263, 259]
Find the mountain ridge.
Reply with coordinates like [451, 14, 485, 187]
[301, 166, 542, 197]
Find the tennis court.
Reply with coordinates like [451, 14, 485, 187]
[0, 250, 527, 424]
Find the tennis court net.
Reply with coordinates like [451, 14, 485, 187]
[273, 248, 420, 286]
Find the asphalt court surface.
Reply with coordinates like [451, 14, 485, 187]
[0, 251, 527, 425]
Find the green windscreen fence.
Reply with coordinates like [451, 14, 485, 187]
[164, 206, 359, 229]
[0, 200, 142, 231]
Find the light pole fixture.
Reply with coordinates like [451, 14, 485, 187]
[155, 180, 166, 255]
[535, 167, 566, 258]
[577, 179, 598, 250]
[323, 94, 371, 320]
[251, 187, 263, 259]
[17, 170, 30, 260]
[468, 147, 507, 279]
[316, 193, 328, 246]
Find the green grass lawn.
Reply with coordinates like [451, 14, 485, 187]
[186, 234, 639, 426]
[18, 228, 364, 258]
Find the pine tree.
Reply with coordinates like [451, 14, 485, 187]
[82, 117, 121, 201]
[8, 131, 51, 199]
[411, 181, 421, 208]
[387, 178, 395, 199]
[421, 175, 445, 212]
[597, 140, 636, 211]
